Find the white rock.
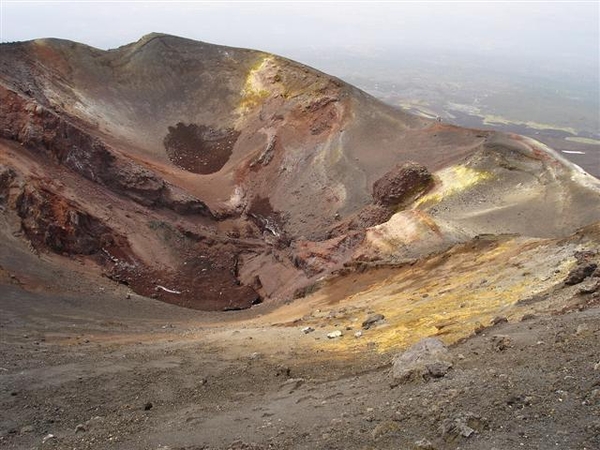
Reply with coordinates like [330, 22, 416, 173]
[42, 433, 56, 444]
[327, 330, 342, 339]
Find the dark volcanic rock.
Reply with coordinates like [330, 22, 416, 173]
[565, 263, 597, 285]
[372, 162, 433, 207]
[362, 314, 385, 330]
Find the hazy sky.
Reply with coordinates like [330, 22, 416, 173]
[1, 1, 598, 66]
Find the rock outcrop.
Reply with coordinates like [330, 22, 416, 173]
[372, 162, 434, 207]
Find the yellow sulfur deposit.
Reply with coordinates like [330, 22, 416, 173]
[237, 55, 276, 114]
[283, 237, 578, 355]
[415, 165, 493, 208]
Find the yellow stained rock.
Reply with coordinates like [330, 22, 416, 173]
[237, 55, 277, 115]
[415, 165, 493, 208]
[287, 237, 578, 355]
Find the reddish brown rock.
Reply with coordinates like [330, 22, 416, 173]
[0, 86, 212, 217]
[15, 184, 121, 256]
[372, 162, 433, 207]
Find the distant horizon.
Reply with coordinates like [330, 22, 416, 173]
[2, 2, 598, 65]
[3, 26, 598, 89]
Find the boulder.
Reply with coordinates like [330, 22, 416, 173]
[372, 162, 433, 207]
[391, 337, 453, 384]
[564, 263, 597, 285]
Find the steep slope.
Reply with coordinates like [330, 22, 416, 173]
[0, 33, 599, 310]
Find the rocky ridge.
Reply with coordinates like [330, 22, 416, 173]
[0, 33, 599, 310]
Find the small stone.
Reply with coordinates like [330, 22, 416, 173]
[42, 433, 56, 444]
[354, 331, 363, 338]
[301, 326, 315, 334]
[594, 362, 600, 371]
[144, 402, 153, 411]
[521, 313, 536, 321]
[275, 365, 291, 377]
[575, 324, 590, 336]
[440, 413, 482, 441]
[506, 394, 533, 408]
[362, 314, 385, 330]
[126, 293, 131, 299]
[414, 438, 436, 449]
[474, 323, 486, 334]
[20, 425, 34, 433]
[75, 423, 86, 433]
[281, 378, 305, 393]
[492, 335, 512, 351]
[371, 420, 400, 440]
[491, 316, 508, 325]
[327, 330, 342, 339]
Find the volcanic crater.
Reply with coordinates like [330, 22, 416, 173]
[0, 33, 599, 313]
[1, 34, 600, 450]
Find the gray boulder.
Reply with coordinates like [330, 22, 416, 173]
[391, 337, 453, 385]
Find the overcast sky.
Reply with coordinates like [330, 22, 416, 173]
[1, 1, 598, 66]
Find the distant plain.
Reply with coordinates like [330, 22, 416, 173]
[294, 49, 599, 178]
